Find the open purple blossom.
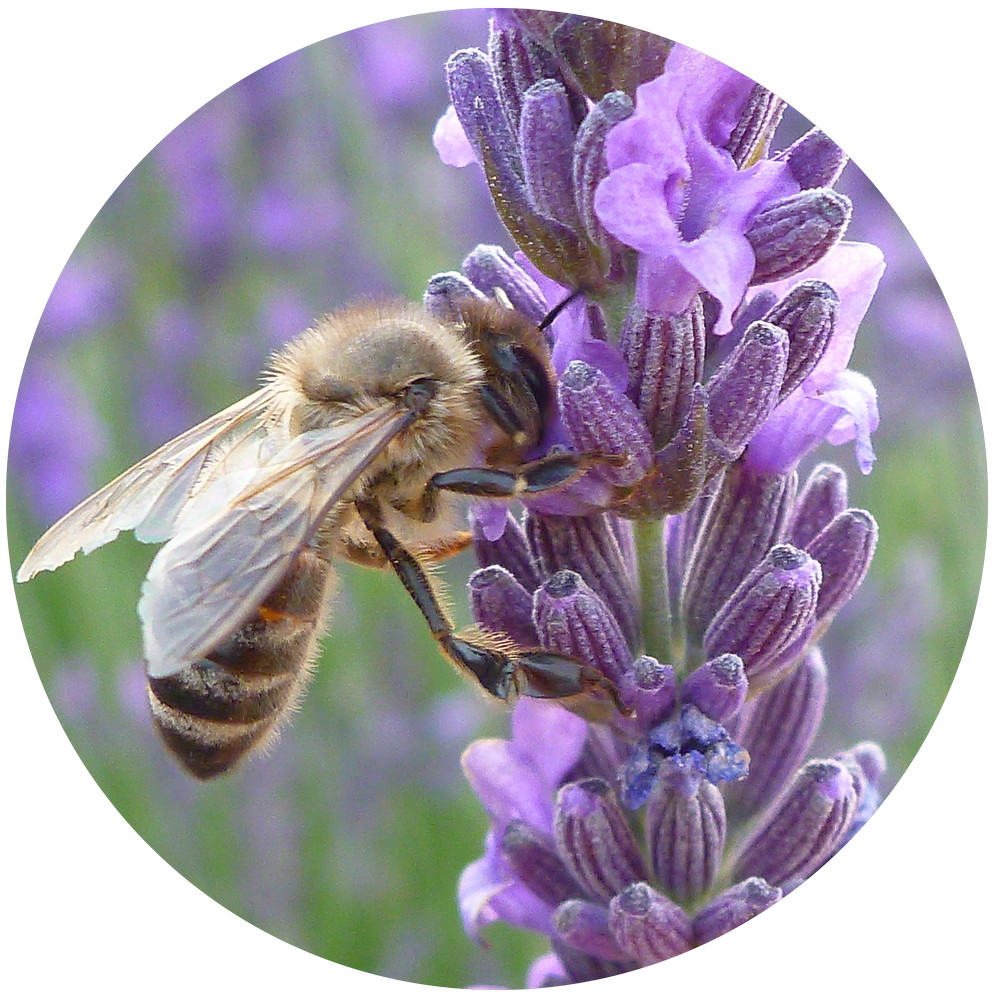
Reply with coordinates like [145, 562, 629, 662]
[744, 241, 885, 475]
[435, 14, 888, 987]
[593, 44, 798, 325]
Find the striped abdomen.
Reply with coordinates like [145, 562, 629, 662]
[146, 548, 333, 779]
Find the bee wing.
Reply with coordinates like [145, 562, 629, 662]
[16, 387, 277, 582]
[139, 401, 414, 679]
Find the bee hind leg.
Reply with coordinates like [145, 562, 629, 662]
[355, 501, 623, 713]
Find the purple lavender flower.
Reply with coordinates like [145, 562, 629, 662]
[439, 15, 888, 986]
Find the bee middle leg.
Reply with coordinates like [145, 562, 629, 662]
[355, 501, 624, 713]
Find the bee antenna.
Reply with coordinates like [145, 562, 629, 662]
[538, 288, 586, 331]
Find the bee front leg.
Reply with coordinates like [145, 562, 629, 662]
[426, 449, 626, 502]
[355, 501, 623, 714]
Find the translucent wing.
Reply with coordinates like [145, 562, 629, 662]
[139, 401, 414, 679]
[16, 387, 278, 582]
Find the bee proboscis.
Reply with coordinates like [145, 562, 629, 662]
[18, 297, 625, 779]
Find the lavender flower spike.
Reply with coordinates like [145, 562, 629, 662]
[440, 17, 889, 985]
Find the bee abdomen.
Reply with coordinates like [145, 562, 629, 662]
[147, 550, 333, 780]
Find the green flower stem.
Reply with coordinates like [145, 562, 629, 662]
[634, 517, 672, 666]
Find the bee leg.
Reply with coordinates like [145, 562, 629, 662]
[355, 501, 624, 712]
[426, 449, 627, 502]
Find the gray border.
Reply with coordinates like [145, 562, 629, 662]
[0, 0, 1000, 1000]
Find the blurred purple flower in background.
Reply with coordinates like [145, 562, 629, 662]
[11, 359, 107, 523]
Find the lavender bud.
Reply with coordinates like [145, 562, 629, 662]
[777, 127, 849, 189]
[469, 566, 539, 649]
[763, 280, 839, 400]
[680, 653, 748, 722]
[703, 545, 821, 690]
[501, 820, 584, 907]
[747, 189, 852, 284]
[726, 84, 786, 168]
[619, 299, 705, 449]
[527, 513, 640, 653]
[446, 48, 522, 177]
[734, 759, 859, 885]
[550, 940, 633, 984]
[520, 80, 582, 230]
[645, 767, 727, 902]
[847, 741, 887, 787]
[682, 461, 798, 638]
[608, 882, 694, 963]
[489, 18, 566, 138]
[553, 899, 633, 961]
[554, 778, 649, 901]
[617, 655, 677, 732]
[446, 49, 601, 289]
[693, 877, 783, 945]
[424, 271, 484, 323]
[472, 509, 541, 592]
[549, 16, 672, 103]
[573, 91, 635, 249]
[836, 741, 887, 834]
[533, 570, 633, 685]
[724, 291, 779, 350]
[807, 509, 878, 625]
[559, 361, 653, 488]
[730, 648, 829, 820]
[461, 244, 547, 322]
[615, 385, 710, 519]
[705, 321, 789, 461]
[787, 463, 849, 548]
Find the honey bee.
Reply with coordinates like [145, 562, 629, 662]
[17, 296, 625, 779]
